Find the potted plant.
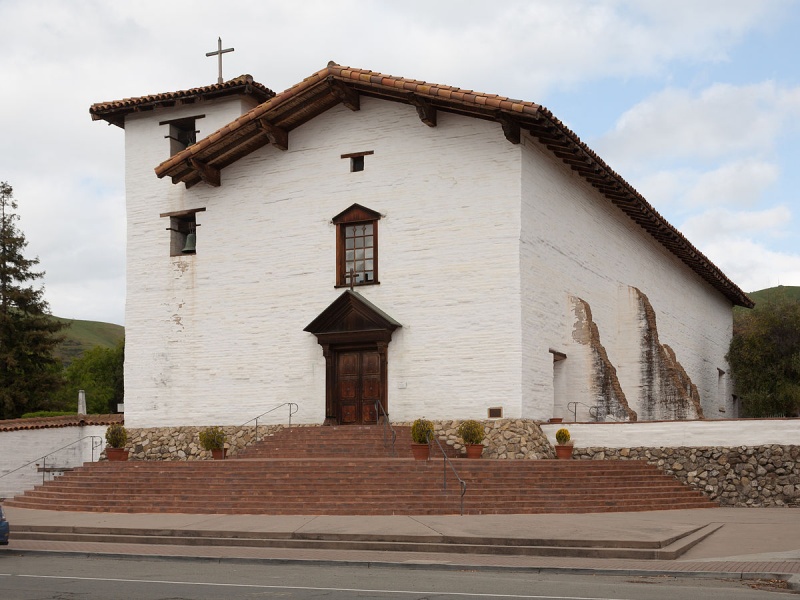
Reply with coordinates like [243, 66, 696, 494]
[410, 418, 434, 460]
[105, 424, 129, 461]
[457, 419, 485, 459]
[554, 427, 573, 459]
[199, 426, 227, 460]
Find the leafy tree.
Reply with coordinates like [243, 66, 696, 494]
[728, 288, 800, 417]
[0, 181, 67, 419]
[53, 340, 124, 414]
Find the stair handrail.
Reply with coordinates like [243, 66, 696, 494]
[0, 435, 104, 485]
[567, 401, 604, 422]
[373, 399, 397, 457]
[241, 402, 299, 442]
[426, 431, 467, 516]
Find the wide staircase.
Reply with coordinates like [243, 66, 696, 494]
[6, 425, 716, 515]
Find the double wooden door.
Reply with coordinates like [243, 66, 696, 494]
[336, 350, 380, 424]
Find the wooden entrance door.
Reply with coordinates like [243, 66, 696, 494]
[336, 350, 380, 424]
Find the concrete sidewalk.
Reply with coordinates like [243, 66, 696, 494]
[2, 506, 800, 587]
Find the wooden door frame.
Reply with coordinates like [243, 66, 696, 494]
[327, 343, 388, 425]
[304, 290, 401, 425]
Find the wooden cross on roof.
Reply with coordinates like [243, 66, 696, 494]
[206, 37, 234, 84]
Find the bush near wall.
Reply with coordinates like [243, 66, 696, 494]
[412, 419, 556, 459]
[575, 445, 800, 507]
[125, 425, 284, 460]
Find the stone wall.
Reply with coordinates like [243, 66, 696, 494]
[125, 425, 284, 461]
[428, 419, 555, 459]
[574, 446, 800, 507]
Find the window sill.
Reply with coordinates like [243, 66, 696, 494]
[335, 281, 380, 289]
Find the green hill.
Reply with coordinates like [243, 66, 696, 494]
[746, 285, 800, 308]
[52, 317, 125, 366]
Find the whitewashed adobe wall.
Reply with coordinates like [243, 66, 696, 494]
[539, 420, 798, 448]
[519, 135, 734, 422]
[0, 426, 106, 499]
[123, 97, 524, 427]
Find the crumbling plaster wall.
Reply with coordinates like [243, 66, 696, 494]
[519, 133, 734, 421]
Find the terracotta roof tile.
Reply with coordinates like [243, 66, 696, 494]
[90, 75, 275, 128]
[0, 414, 123, 432]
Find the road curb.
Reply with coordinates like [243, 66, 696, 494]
[5, 546, 798, 583]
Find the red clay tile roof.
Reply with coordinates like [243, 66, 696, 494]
[131, 62, 750, 309]
[90, 75, 275, 128]
[0, 414, 123, 432]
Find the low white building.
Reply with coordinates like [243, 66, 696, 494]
[90, 64, 752, 429]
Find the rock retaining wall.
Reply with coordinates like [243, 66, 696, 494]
[575, 446, 800, 507]
[124, 425, 285, 460]
[427, 419, 556, 459]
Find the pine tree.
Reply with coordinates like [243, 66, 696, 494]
[0, 181, 67, 419]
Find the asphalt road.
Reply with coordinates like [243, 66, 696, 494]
[0, 554, 795, 599]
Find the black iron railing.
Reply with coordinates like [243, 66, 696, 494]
[374, 400, 397, 456]
[242, 402, 299, 442]
[0, 436, 104, 485]
[426, 431, 467, 516]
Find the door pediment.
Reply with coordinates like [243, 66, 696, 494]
[304, 290, 401, 345]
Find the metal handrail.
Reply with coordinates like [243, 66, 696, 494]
[426, 431, 467, 516]
[374, 400, 397, 456]
[0, 436, 104, 484]
[567, 401, 603, 422]
[241, 402, 299, 442]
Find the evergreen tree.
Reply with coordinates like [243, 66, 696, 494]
[54, 340, 124, 414]
[728, 288, 800, 417]
[0, 181, 66, 419]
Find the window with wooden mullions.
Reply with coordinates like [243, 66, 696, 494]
[344, 223, 375, 285]
[333, 203, 381, 288]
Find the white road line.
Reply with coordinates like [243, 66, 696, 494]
[9, 573, 631, 599]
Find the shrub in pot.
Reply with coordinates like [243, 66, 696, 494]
[105, 424, 129, 461]
[457, 419, 485, 459]
[410, 418, 434, 460]
[199, 426, 227, 459]
[554, 427, 573, 459]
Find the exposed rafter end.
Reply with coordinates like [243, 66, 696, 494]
[408, 95, 437, 127]
[257, 118, 289, 151]
[329, 79, 360, 111]
[187, 158, 220, 187]
[498, 116, 520, 144]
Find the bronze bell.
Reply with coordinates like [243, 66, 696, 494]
[181, 231, 196, 253]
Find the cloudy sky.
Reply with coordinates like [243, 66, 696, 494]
[1, 0, 799, 325]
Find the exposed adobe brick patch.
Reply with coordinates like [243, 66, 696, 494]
[571, 297, 637, 421]
[633, 287, 704, 420]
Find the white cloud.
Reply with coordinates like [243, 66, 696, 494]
[684, 160, 780, 209]
[681, 206, 792, 243]
[696, 237, 800, 292]
[598, 82, 800, 169]
[0, 0, 797, 324]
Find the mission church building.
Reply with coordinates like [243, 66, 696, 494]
[90, 62, 752, 430]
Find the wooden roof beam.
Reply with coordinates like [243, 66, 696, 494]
[408, 94, 437, 127]
[256, 118, 289, 151]
[329, 79, 360, 111]
[497, 116, 520, 144]
[187, 158, 220, 187]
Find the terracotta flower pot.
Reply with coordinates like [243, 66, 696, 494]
[465, 444, 484, 459]
[106, 448, 129, 462]
[555, 444, 573, 459]
[211, 448, 227, 460]
[411, 443, 430, 461]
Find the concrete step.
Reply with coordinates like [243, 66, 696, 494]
[9, 522, 722, 559]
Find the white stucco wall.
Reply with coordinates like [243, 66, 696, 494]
[519, 134, 734, 422]
[0, 426, 107, 499]
[124, 97, 522, 427]
[540, 419, 800, 448]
